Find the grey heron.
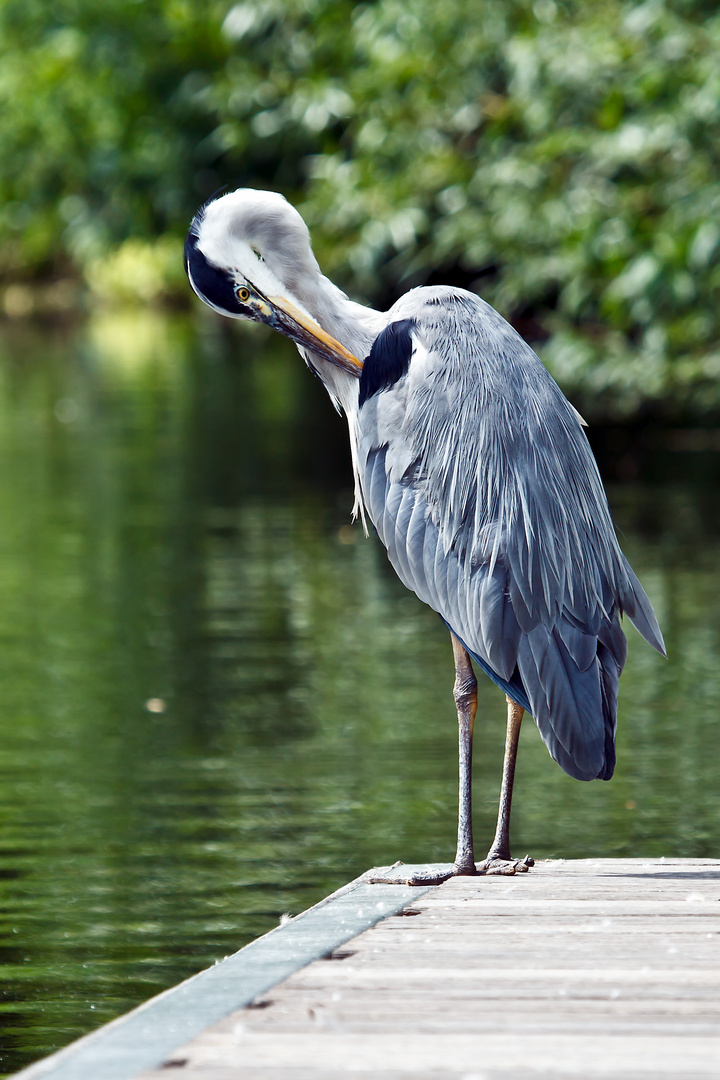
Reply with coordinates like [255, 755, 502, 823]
[185, 188, 665, 882]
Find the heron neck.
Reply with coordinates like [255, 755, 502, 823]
[298, 275, 384, 414]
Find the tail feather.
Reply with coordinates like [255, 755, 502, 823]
[596, 638, 621, 780]
[517, 623, 608, 781]
[451, 607, 627, 784]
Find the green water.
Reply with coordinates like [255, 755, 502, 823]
[0, 311, 717, 1074]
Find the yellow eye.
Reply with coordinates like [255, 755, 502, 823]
[236, 286, 251, 302]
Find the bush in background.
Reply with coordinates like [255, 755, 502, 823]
[1, 0, 719, 417]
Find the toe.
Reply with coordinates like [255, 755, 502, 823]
[480, 854, 534, 876]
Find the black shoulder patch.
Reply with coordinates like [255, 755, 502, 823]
[359, 319, 415, 407]
[184, 231, 243, 315]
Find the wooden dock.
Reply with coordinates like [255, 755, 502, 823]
[17, 859, 720, 1080]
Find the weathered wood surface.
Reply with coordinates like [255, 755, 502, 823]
[138, 858, 720, 1079]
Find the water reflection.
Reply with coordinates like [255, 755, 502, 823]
[0, 312, 717, 1073]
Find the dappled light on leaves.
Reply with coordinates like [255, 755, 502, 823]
[0, 2, 719, 415]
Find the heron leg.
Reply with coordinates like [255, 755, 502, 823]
[364, 633, 477, 886]
[364, 646, 532, 886]
[478, 695, 533, 875]
[451, 634, 477, 875]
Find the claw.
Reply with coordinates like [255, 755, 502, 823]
[478, 854, 534, 876]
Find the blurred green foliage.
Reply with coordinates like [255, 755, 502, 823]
[1, 0, 720, 416]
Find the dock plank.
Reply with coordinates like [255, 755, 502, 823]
[138, 859, 720, 1079]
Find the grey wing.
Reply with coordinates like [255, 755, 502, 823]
[361, 444, 624, 781]
[356, 291, 664, 782]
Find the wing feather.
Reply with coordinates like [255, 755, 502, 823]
[478, 562, 521, 681]
[366, 445, 389, 519]
[404, 494, 431, 601]
[389, 485, 418, 593]
[620, 558, 666, 656]
[421, 509, 443, 613]
[556, 620, 598, 673]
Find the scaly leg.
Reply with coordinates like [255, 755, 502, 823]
[451, 634, 478, 875]
[366, 634, 478, 885]
[478, 695, 533, 875]
[365, 650, 533, 886]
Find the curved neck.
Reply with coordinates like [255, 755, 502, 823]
[298, 275, 385, 415]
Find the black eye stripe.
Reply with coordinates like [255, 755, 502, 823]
[184, 232, 243, 314]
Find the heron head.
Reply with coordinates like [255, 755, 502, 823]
[185, 189, 361, 376]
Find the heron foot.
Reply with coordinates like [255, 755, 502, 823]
[365, 854, 533, 885]
[477, 853, 534, 876]
[365, 861, 470, 886]
[405, 862, 479, 886]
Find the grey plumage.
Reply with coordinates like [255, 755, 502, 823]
[357, 286, 664, 781]
[185, 187, 665, 872]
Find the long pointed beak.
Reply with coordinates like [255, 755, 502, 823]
[266, 295, 363, 378]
